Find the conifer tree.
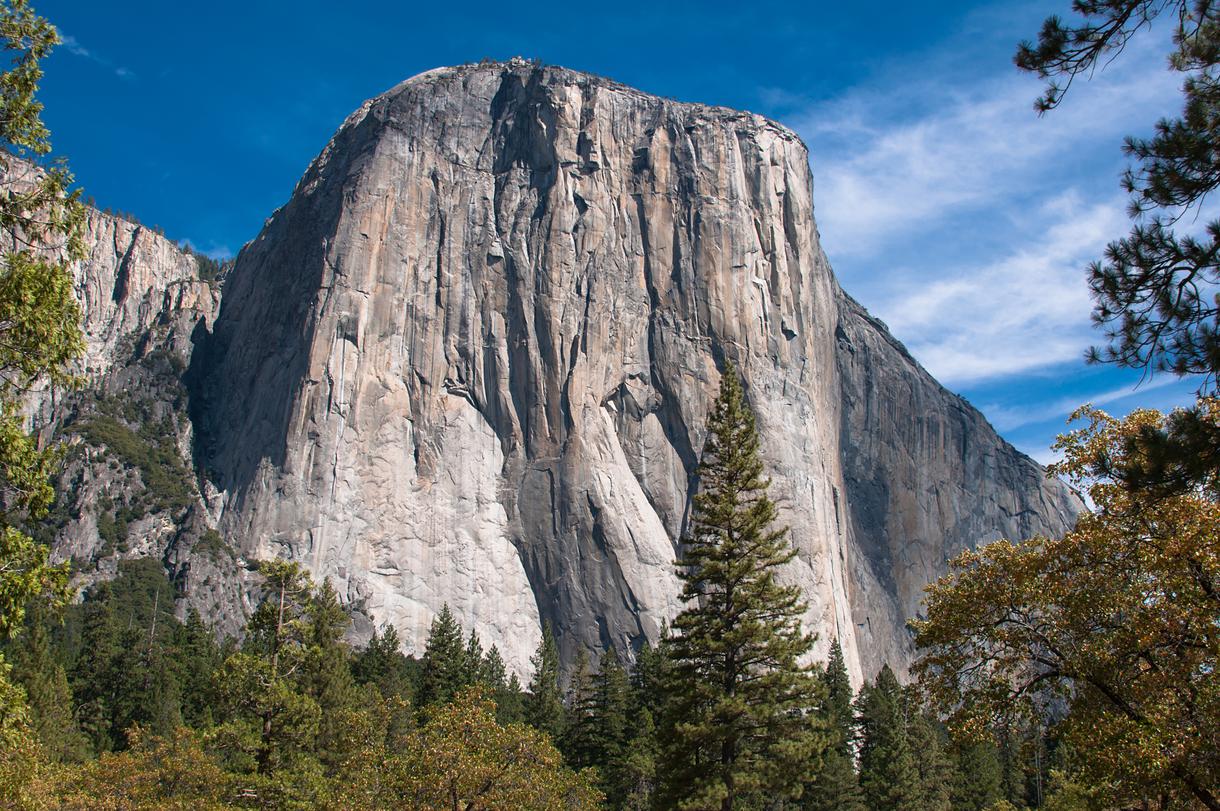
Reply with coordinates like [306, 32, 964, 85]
[907, 701, 954, 811]
[417, 604, 467, 709]
[8, 606, 86, 762]
[856, 665, 920, 811]
[71, 594, 117, 754]
[300, 578, 359, 767]
[630, 639, 666, 723]
[561, 649, 599, 768]
[171, 609, 221, 728]
[657, 363, 828, 811]
[524, 623, 564, 741]
[620, 708, 660, 811]
[479, 643, 506, 691]
[462, 628, 484, 685]
[802, 639, 864, 811]
[498, 672, 526, 725]
[214, 559, 321, 776]
[352, 623, 412, 701]
[951, 736, 1003, 811]
[592, 649, 634, 807]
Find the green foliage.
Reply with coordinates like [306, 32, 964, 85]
[856, 666, 920, 811]
[351, 622, 414, 701]
[802, 639, 864, 811]
[525, 623, 565, 741]
[0, 10, 87, 795]
[386, 687, 603, 810]
[416, 603, 467, 709]
[7, 603, 86, 762]
[1016, 3, 1220, 495]
[193, 529, 233, 561]
[72, 411, 196, 517]
[1016, 1, 1220, 378]
[48, 558, 219, 754]
[657, 363, 828, 810]
[951, 737, 1004, 811]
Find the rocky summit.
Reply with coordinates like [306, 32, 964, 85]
[35, 59, 1080, 684]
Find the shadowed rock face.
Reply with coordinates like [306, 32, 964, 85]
[184, 60, 1080, 681]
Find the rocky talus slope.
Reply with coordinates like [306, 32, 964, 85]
[30, 60, 1080, 681]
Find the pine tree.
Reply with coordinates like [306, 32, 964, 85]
[951, 736, 1003, 811]
[171, 609, 221, 728]
[71, 594, 117, 754]
[802, 639, 863, 811]
[561, 650, 599, 768]
[214, 559, 321, 776]
[8, 607, 86, 761]
[524, 623, 564, 741]
[592, 650, 634, 808]
[462, 629, 484, 685]
[480, 644, 507, 691]
[353, 623, 412, 701]
[498, 672, 526, 725]
[630, 640, 666, 723]
[657, 363, 828, 811]
[417, 604, 468, 709]
[907, 699, 954, 811]
[620, 708, 659, 811]
[856, 665, 920, 811]
[300, 578, 359, 767]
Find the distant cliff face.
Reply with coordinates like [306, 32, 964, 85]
[34, 60, 1080, 682]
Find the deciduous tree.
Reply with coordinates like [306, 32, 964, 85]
[915, 404, 1220, 810]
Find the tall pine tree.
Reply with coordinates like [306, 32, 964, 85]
[658, 363, 827, 811]
[803, 639, 864, 811]
[416, 604, 467, 709]
[856, 665, 920, 811]
[524, 623, 564, 741]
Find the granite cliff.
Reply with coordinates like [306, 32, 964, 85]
[34, 60, 1080, 682]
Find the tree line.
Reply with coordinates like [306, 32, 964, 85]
[0, 364, 1097, 810]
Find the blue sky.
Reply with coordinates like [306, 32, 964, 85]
[39, 0, 1202, 463]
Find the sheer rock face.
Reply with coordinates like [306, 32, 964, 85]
[186, 61, 1079, 681]
[833, 294, 1078, 675]
[71, 211, 220, 377]
[37, 61, 1079, 681]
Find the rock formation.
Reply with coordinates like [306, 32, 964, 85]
[35, 60, 1080, 683]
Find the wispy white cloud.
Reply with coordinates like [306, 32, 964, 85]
[872, 191, 1124, 385]
[984, 374, 1184, 433]
[58, 31, 134, 80]
[795, 36, 1177, 262]
[773, 30, 1184, 386]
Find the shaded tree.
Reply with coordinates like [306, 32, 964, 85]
[856, 666, 919, 811]
[524, 623, 564, 741]
[416, 604, 468, 709]
[802, 639, 863, 811]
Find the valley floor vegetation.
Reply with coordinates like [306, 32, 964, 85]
[0, 0, 1216, 809]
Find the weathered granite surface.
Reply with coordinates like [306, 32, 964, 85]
[191, 60, 1079, 680]
[32, 60, 1080, 681]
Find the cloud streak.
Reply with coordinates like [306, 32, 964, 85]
[59, 32, 134, 80]
[780, 33, 1181, 386]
